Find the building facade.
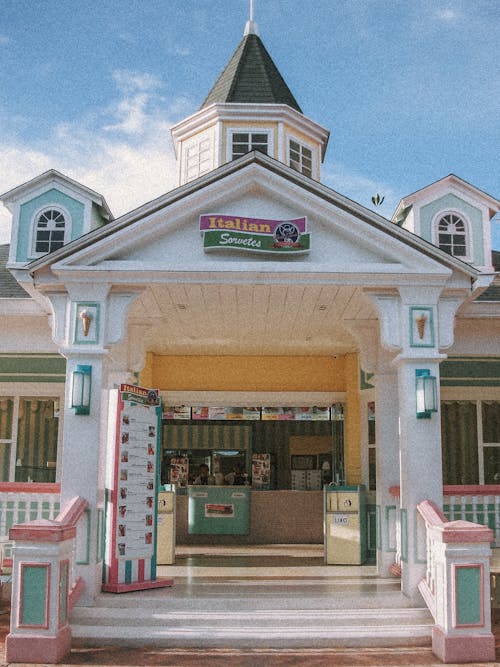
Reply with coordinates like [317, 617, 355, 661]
[1, 16, 500, 662]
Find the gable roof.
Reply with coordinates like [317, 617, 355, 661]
[392, 173, 500, 221]
[24, 151, 479, 281]
[200, 33, 302, 113]
[0, 169, 113, 220]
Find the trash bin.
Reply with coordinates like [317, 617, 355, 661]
[324, 484, 366, 565]
[157, 486, 176, 565]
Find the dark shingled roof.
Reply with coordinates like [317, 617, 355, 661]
[200, 33, 302, 112]
[0, 245, 30, 298]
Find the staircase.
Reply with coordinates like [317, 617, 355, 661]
[71, 574, 434, 649]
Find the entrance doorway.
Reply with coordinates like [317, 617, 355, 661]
[159, 407, 348, 568]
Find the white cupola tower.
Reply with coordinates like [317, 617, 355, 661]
[171, 12, 329, 186]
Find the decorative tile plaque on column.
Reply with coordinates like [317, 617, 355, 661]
[409, 306, 434, 348]
[74, 302, 100, 344]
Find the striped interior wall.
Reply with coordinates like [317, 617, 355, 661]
[0, 399, 13, 481]
[15, 399, 58, 483]
[441, 401, 478, 485]
[163, 424, 253, 452]
[162, 420, 343, 489]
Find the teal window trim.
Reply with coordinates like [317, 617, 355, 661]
[59, 559, 69, 626]
[384, 505, 397, 553]
[76, 508, 91, 565]
[400, 509, 408, 563]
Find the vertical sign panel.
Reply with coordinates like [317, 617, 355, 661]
[103, 385, 173, 593]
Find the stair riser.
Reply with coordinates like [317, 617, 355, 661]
[72, 632, 432, 649]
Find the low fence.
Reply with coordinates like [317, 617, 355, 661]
[0, 482, 60, 567]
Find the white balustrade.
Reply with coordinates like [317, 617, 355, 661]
[0, 483, 60, 566]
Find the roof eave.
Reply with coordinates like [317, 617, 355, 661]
[27, 152, 479, 280]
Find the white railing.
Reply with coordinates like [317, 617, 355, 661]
[389, 485, 500, 574]
[0, 482, 60, 566]
[443, 485, 500, 546]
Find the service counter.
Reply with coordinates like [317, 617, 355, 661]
[176, 489, 323, 545]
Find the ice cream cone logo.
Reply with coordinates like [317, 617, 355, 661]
[416, 313, 427, 339]
[79, 309, 92, 337]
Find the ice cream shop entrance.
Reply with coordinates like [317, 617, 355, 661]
[159, 406, 347, 548]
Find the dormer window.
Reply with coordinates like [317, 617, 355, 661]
[289, 139, 312, 178]
[436, 213, 468, 258]
[33, 208, 68, 256]
[231, 131, 269, 159]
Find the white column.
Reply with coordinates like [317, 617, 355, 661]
[365, 286, 457, 600]
[45, 286, 141, 605]
[374, 364, 400, 576]
[60, 353, 108, 604]
[397, 356, 443, 600]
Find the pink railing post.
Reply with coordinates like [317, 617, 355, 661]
[5, 496, 88, 664]
[417, 499, 496, 664]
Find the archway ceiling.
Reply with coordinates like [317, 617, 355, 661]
[129, 282, 376, 356]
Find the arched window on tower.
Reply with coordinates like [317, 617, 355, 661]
[436, 213, 468, 258]
[33, 208, 68, 255]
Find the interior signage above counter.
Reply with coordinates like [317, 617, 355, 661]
[162, 406, 339, 421]
[199, 214, 310, 254]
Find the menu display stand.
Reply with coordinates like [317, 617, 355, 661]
[103, 384, 173, 593]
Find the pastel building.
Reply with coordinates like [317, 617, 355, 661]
[1, 15, 499, 664]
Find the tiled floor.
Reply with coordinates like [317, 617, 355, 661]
[2, 546, 500, 666]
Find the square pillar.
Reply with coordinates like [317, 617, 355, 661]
[397, 358, 443, 600]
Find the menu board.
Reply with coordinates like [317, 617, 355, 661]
[192, 407, 260, 420]
[116, 394, 157, 559]
[103, 384, 172, 593]
[163, 406, 191, 420]
[261, 407, 330, 421]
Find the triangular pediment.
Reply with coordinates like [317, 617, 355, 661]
[29, 153, 477, 291]
[26, 154, 479, 357]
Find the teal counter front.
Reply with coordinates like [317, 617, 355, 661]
[188, 486, 251, 535]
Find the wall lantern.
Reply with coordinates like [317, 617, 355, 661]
[71, 365, 92, 415]
[415, 369, 438, 419]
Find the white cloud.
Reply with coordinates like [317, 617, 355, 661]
[435, 8, 461, 23]
[0, 71, 195, 245]
[112, 69, 163, 94]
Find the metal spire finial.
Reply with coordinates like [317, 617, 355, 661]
[244, 0, 259, 35]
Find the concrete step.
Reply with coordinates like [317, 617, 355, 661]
[71, 577, 434, 649]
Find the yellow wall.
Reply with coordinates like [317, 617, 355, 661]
[344, 352, 361, 485]
[145, 354, 345, 392]
[142, 352, 362, 484]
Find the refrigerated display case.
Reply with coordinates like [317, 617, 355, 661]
[324, 484, 366, 564]
[157, 486, 176, 564]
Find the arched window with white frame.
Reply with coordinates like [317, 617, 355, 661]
[435, 212, 470, 259]
[32, 207, 70, 256]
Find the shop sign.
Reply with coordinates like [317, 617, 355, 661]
[200, 214, 310, 254]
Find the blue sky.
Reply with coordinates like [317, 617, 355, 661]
[0, 0, 499, 246]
